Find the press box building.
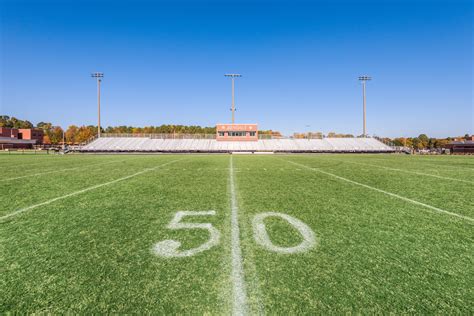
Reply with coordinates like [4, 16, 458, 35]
[216, 124, 258, 141]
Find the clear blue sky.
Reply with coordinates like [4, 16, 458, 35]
[1, 0, 472, 137]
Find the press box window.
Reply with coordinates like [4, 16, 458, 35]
[229, 131, 246, 137]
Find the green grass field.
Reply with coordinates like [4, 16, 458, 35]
[1, 153, 473, 313]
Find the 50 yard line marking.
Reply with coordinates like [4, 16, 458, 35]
[229, 155, 249, 315]
[0, 159, 181, 222]
[285, 160, 474, 223]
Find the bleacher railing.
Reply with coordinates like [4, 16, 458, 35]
[100, 133, 331, 140]
[101, 133, 289, 139]
[102, 133, 217, 139]
[97, 133, 395, 143]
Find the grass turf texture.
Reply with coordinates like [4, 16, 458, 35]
[1, 153, 473, 313]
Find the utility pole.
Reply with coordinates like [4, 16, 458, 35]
[224, 74, 242, 124]
[91, 72, 104, 137]
[358, 75, 371, 137]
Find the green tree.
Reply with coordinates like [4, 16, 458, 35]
[412, 137, 423, 150]
[49, 126, 64, 144]
[393, 138, 405, 146]
[21, 120, 34, 129]
[0, 115, 11, 127]
[418, 134, 429, 149]
[37, 122, 53, 130]
[435, 139, 449, 148]
[10, 117, 21, 128]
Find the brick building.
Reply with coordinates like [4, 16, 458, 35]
[18, 129, 44, 143]
[0, 127, 19, 138]
[446, 136, 474, 154]
[0, 127, 44, 149]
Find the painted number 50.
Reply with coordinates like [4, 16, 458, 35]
[152, 211, 316, 258]
[153, 211, 220, 257]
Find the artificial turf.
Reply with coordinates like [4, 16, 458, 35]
[1, 153, 473, 313]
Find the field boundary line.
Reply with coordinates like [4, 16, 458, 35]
[0, 159, 182, 222]
[367, 157, 474, 172]
[229, 155, 249, 315]
[0, 160, 65, 170]
[341, 160, 474, 184]
[284, 159, 474, 223]
[0, 157, 124, 170]
[1, 158, 141, 181]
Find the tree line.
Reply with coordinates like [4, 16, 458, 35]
[379, 134, 465, 150]
[53, 124, 218, 144]
[295, 132, 472, 149]
[0, 115, 470, 148]
[1, 116, 217, 144]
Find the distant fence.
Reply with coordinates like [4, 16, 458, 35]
[0, 148, 56, 155]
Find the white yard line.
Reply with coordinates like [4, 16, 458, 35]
[342, 160, 474, 185]
[285, 160, 474, 223]
[0, 159, 181, 222]
[1, 158, 137, 181]
[229, 156, 249, 315]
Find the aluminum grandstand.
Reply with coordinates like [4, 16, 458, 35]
[81, 136, 394, 153]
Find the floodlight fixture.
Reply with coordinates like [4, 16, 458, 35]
[91, 72, 104, 79]
[225, 73, 242, 78]
[358, 75, 371, 81]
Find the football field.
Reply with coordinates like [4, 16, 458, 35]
[1, 153, 473, 313]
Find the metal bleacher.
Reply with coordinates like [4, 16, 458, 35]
[81, 136, 394, 153]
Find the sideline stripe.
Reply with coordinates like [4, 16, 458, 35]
[0, 160, 61, 170]
[341, 160, 474, 185]
[229, 155, 249, 315]
[0, 159, 181, 222]
[285, 160, 474, 223]
[0, 158, 78, 169]
[1, 158, 139, 181]
[368, 157, 474, 172]
[0, 156, 109, 169]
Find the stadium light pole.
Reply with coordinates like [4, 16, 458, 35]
[91, 72, 104, 137]
[224, 74, 242, 124]
[358, 75, 371, 137]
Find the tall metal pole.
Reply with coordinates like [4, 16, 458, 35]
[362, 80, 366, 137]
[231, 77, 235, 124]
[358, 76, 371, 137]
[91, 72, 104, 138]
[97, 78, 101, 138]
[225, 74, 242, 124]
